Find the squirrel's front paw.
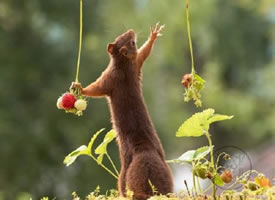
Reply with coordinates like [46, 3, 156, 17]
[150, 22, 165, 40]
[70, 82, 83, 91]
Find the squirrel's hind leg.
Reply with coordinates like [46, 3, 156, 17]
[118, 167, 127, 197]
[126, 151, 173, 200]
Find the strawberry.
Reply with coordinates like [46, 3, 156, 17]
[74, 99, 87, 111]
[247, 181, 260, 191]
[181, 73, 192, 88]
[61, 93, 76, 110]
[220, 170, 233, 183]
[195, 167, 208, 179]
[56, 96, 63, 109]
[255, 176, 272, 188]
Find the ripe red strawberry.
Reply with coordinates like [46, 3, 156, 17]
[61, 93, 76, 110]
[221, 170, 233, 183]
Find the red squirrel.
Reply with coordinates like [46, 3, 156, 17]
[71, 23, 173, 199]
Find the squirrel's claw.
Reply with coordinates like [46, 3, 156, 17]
[150, 22, 165, 40]
[70, 82, 82, 91]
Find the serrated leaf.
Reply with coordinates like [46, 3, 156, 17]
[95, 130, 117, 154]
[63, 145, 88, 167]
[194, 74, 206, 84]
[176, 109, 233, 137]
[177, 150, 196, 163]
[87, 128, 105, 154]
[176, 109, 215, 137]
[194, 74, 205, 91]
[213, 174, 225, 186]
[94, 130, 117, 164]
[193, 146, 212, 161]
[208, 114, 234, 124]
[174, 146, 212, 163]
[176, 116, 204, 137]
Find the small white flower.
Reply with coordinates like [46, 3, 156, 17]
[56, 96, 63, 109]
[74, 99, 87, 111]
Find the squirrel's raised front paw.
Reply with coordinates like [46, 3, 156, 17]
[150, 22, 165, 40]
[70, 82, 83, 91]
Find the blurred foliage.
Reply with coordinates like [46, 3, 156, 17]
[0, 0, 274, 199]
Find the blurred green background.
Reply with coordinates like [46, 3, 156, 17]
[0, 0, 274, 199]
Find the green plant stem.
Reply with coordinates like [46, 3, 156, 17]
[205, 133, 214, 165]
[192, 173, 197, 195]
[185, 0, 195, 75]
[88, 155, 118, 179]
[205, 131, 216, 200]
[268, 191, 272, 200]
[196, 176, 202, 194]
[106, 153, 119, 176]
[216, 152, 227, 169]
[192, 162, 198, 195]
[75, 0, 83, 83]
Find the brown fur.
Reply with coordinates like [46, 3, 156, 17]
[73, 24, 173, 200]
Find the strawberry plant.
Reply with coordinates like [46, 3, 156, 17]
[64, 129, 119, 179]
[61, 109, 274, 199]
[168, 108, 234, 198]
[181, 0, 205, 107]
[56, 0, 87, 116]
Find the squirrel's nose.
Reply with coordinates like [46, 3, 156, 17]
[128, 29, 135, 36]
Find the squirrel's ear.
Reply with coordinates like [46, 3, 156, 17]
[119, 47, 128, 57]
[107, 43, 115, 54]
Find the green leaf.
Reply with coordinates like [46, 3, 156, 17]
[176, 109, 233, 137]
[176, 109, 214, 137]
[174, 146, 212, 163]
[213, 174, 225, 186]
[193, 146, 212, 160]
[194, 74, 206, 91]
[177, 150, 196, 163]
[87, 128, 105, 154]
[95, 130, 116, 154]
[94, 130, 117, 164]
[208, 114, 234, 124]
[194, 74, 206, 84]
[63, 145, 88, 167]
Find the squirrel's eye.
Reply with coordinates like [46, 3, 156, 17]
[131, 41, 135, 46]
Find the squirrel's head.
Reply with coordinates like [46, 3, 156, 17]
[107, 29, 137, 60]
